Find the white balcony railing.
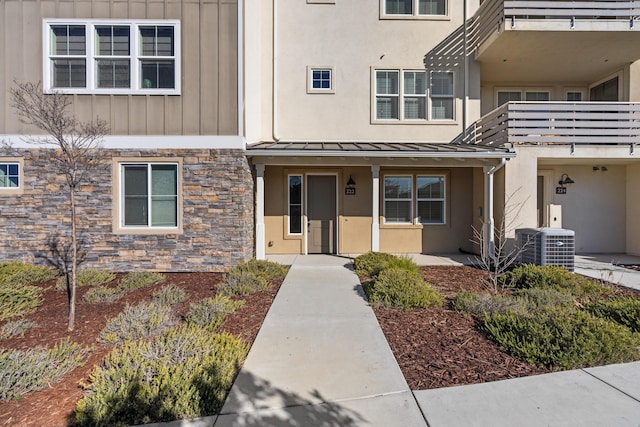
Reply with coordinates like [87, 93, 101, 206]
[470, 102, 640, 147]
[474, 0, 640, 49]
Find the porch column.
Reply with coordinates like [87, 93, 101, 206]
[255, 163, 266, 260]
[372, 165, 380, 252]
[483, 165, 495, 260]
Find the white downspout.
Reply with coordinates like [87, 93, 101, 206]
[238, 0, 244, 138]
[371, 165, 380, 252]
[272, 0, 280, 141]
[463, 0, 469, 138]
[484, 158, 506, 260]
[255, 164, 266, 260]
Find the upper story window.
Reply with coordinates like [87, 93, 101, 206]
[430, 71, 454, 120]
[375, 69, 454, 122]
[383, 0, 447, 17]
[307, 66, 334, 94]
[43, 19, 180, 95]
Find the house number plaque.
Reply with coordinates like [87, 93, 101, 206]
[556, 187, 567, 194]
[345, 187, 356, 195]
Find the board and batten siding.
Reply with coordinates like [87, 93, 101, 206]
[0, 0, 238, 136]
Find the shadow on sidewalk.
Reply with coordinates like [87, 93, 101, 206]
[218, 370, 367, 426]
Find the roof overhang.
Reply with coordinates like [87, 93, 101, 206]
[246, 141, 515, 167]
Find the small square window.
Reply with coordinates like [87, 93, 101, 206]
[307, 66, 334, 94]
[383, 0, 447, 17]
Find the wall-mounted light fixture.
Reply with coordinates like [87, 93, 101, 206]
[346, 175, 356, 187]
[558, 173, 575, 186]
[593, 166, 608, 172]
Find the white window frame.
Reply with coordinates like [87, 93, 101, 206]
[0, 159, 23, 195]
[383, 175, 413, 224]
[113, 158, 182, 235]
[43, 19, 181, 95]
[565, 90, 585, 102]
[288, 174, 303, 235]
[381, 0, 448, 18]
[416, 175, 446, 225]
[307, 66, 335, 94]
[429, 70, 455, 121]
[374, 68, 429, 123]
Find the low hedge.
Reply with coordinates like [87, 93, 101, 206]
[75, 327, 249, 426]
[99, 302, 176, 345]
[587, 297, 640, 333]
[354, 252, 397, 277]
[483, 306, 640, 370]
[366, 267, 443, 310]
[504, 264, 608, 298]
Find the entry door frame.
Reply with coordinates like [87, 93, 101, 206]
[304, 172, 339, 255]
[537, 169, 555, 227]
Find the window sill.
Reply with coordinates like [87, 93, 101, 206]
[380, 15, 450, 21]
[113, 227, 183, 235]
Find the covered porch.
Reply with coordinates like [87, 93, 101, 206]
[246, 141, 515, 260]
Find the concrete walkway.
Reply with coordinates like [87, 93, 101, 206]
[216, 255, 426, 426]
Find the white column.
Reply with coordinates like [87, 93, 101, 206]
[483, 165, 495, 261]
[255, 164, 266, 260]
[371, 165, 380, 252]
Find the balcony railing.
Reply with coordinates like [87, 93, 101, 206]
[470, 102, 640, 147]
[474, 0, 640, 49]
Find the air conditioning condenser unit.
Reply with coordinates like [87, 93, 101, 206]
[515, 228, 575, 272]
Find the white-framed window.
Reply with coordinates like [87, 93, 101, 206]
[383, 0, 447, 16]
[307, 66, 334, 94]
[430, 71, 454, 120]
[43, 19, 180, 95]
[566, 91, 584, 101]
[404, 71, 427, 120]
[288, 175, 303, 235]
[375, 69, 431, 121]
[417, 175, 445, 224]
[497, 89, 551, 106]
[384, 176, 413, 224]
[0, 161, 21, 194]
[120, 163, 179, 228]
[376, 70, 400, 120]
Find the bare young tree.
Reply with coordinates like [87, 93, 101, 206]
[472, 190, 530, 293]
[11, 81, 108, 331]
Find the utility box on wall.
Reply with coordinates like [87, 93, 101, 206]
[516, 228, 575, 272]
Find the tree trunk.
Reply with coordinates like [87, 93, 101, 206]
[68, 187, 77, 332]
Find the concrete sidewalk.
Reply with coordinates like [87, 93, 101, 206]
[216, 255, 426, 426]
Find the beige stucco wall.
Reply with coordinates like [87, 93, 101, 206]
[264, 165, 478, 255]
[505, 145, 636, 254]
[246, 0, 481, 144]
[627, 164, 640, 255]
[0, 0, 238, 136]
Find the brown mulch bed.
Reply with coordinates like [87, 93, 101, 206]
[372, 266, 550, 390]
[0, 272, 281, 427]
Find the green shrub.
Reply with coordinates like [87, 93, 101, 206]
[55, 269, 116, 291]
[83, 286, 124, 304]
[186, 296, 244, 331]
[0, 285, 44, 321]
[0, 262, 58, 287]
[453, 291, 522, 317]
[234, 259, 288, 281]
[505, 264, 608, 298]
[513, 288, 576, 311]
[354, 252, 397, 277]
[483, 306, 640, 370]
[0, 318, 36, 339]
[75, 327, 249, 426]
[0, 340, 87, 400]
[218, 270, 269, 296]
[99, 302, 176, 345]
[384, 255, 419, 274]
[152, 285, 187, 305]
[119, 271, 165, 291]
[587, 297, 640, 332]
[365, 267, 443, 310]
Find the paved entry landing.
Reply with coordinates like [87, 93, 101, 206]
[217, 255, 427, 426]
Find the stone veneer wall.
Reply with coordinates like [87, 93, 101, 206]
[0, 147, 254, 272]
